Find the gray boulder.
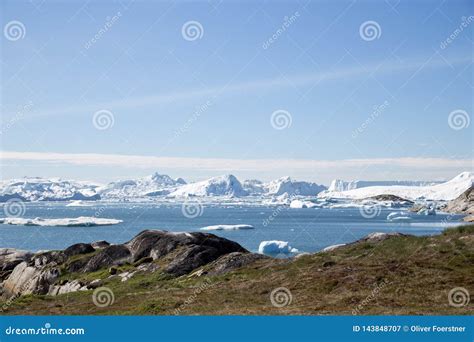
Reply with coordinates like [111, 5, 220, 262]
[64, 243, 95, 257]
[83, 245, 131, 272]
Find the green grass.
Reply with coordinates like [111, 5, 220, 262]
[1, 225, 473, 315]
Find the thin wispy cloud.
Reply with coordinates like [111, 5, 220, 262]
[21, 55, 473, 119]
[2, 151, 471, 176]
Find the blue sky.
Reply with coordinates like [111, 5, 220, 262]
[1, 0, 473, 184]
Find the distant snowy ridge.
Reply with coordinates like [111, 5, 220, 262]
[0, 177, 100, 202]
[328, 179, 444, 192]
[168, 175, 248, 197]
[1, 171, 471, 203]
[320, 172, 473, 201]
[263, 176, 326, 196]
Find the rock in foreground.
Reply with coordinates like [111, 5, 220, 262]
[0, 230, 248, 298]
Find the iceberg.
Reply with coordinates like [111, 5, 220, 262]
[169, 175, 248, 198]
[0, 217, 122, 227]
[66, 200, 94, 207]
[98, 172, 186, 199]
[320, 172, 473, 201]
[387, 212, 411, 221]
[263, 176, 326, 196]
[200, 224, 254, 231]
[258, 240, 299, 255]
[289, 200, 319, 209]
[0, 177, 100, 202]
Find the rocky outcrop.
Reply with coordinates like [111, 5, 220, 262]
[0, 229, 249, 298]
[83, 245, 131, 273]
[443, 187, 474, 215]
[0, 248, 33, 279]
[204, 252, 268, 276]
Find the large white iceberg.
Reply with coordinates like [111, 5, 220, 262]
[169, 175, 248, 198]
[0, 177, 100, 202]
[258, 240, 299, 254]
[0, 216, 122, 227]
[320, 172, 473, 201]
[200, 224, 254, 231]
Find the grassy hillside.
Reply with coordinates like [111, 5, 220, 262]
[2, 226, 473, 315]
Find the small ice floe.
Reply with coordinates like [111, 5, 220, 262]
[258, 240, 299, 255]
[0, 216, 122, 227]
[322, 243, 346, 252]
[417, 205, 436, 216]
[200, 224, 254, 231]
[386, 212, 411, 221]
[65, 200, 94, 207]
[289, 200, 319, 209]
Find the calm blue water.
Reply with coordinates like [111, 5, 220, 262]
[0, 202, 465, 253]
